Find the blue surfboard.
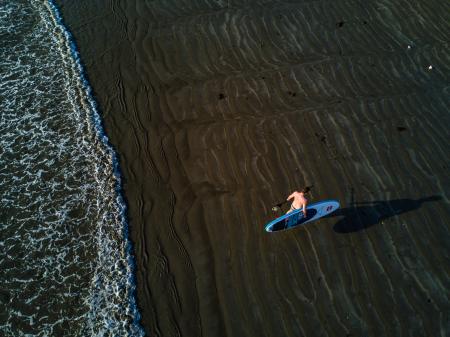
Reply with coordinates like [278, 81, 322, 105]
[265, 200, 340, 232]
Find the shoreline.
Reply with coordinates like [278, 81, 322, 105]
[48, 1, 145, 334]
[55, 1, 450, 336]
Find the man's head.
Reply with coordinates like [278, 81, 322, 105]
[301, 186, 311, 194]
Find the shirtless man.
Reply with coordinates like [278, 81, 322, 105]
[286, 187, 311, 217]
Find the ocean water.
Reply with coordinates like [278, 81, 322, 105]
[0, 1, 144, 336]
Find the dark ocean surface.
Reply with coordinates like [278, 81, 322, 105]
[0, 1, 143, 335]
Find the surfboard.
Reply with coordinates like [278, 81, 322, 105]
[265, 200, 340, 232]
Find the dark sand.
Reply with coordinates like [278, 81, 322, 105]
[57, 1, 450, 336]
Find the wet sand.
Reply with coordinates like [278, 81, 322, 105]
[56, 0, 450, 336]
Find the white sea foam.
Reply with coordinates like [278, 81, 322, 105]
[0, 1, 144, 336]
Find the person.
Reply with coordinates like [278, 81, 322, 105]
[286, 187, 310, 217]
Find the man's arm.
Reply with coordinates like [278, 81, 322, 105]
[303, 203, 307, 216]
[286, 191, 297, 200]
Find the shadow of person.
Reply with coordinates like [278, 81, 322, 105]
[331, 195, 442, 233]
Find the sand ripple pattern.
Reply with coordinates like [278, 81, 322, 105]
[59, 0, 450, 336]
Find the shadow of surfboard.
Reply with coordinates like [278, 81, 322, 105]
[330, 195, 442, 233]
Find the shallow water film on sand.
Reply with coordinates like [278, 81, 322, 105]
[0, 1, 143, 335]
[54, 0, 449, 336]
